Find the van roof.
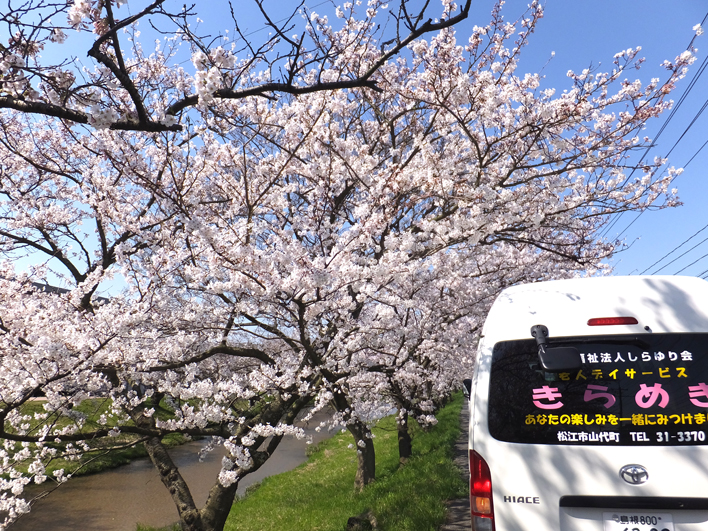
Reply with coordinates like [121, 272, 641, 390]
[482, 275, 708, 341]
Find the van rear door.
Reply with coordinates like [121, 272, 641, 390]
[475, 333, 708, 530]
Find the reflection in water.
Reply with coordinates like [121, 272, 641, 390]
[11, 411, 332, 531]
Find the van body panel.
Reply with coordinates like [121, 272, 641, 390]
[474, 440, 708, 530]
[559, 508, 708, 531]
[469, 276, 708, 530]
[481, 276, 708, 341]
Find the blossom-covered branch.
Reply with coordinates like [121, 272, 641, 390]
[0, 0, 696, 529]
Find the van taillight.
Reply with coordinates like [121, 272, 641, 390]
[587, 316, 638, 326]
[470, 450, 495, 531]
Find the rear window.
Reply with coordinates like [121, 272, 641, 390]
[488, 333, 708, 446]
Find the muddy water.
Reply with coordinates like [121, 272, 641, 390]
[11, 411, 333, 531]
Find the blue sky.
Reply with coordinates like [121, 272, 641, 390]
[465, 0, 708, 277]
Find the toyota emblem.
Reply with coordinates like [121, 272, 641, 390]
[619, 464, 649, 485]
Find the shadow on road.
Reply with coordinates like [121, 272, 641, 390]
[440, 400, 471, 531]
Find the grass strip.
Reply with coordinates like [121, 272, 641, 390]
[223, 393, 466, 531]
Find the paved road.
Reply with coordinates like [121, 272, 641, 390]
[440, 400, 471, 531]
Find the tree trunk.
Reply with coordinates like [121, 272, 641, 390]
[143, 436, 205, 531]
[198, 481, 239, 531]
[328, 386, 376, 491]
[140, 393, 310, 531]
[144, 436, 242, 531]
[348, 419, 376, 491]
[397, 410, 412, 465]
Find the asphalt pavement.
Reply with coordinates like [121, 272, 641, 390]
[440, 400, 471, 531]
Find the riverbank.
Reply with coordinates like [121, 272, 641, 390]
[10, 409, 333, 531]
[16, 398, 188, 479]
[12, 397, 466, 531]
[222, 394, 466, 531]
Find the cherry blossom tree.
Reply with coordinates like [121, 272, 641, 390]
[0, 0, 697, 529]
[1, 0, 481, 528]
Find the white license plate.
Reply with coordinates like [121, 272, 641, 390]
[603, 512, 674, 531]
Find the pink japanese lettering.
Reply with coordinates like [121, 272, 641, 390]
[689, 383, 708, 408]
[635, 383, 670, 409]
[583, 384, 616, 409]
[532, 386, 563, 409]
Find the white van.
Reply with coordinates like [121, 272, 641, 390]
[466, 276, 708, 531]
